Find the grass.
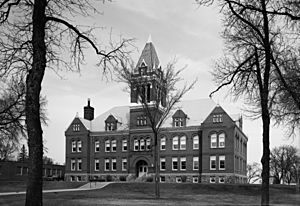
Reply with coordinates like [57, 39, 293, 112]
[0, 181, 86, 192]
[0, 183, 299, 206]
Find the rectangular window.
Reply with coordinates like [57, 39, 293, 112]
[122, 158, 127, 171]
[17, 166, 22, 175]
[77, 176, 82, 181]
[210, 156, 216, 170]
[72, 140, 76, 152]
[180, 157, 186, 170]
[212, 114, 223, 123]
[172, 137, 178, 150]
[77, 141, 82, 152]
[210, 176, 216, 183]
[70, 176, 75, 181]
[172, 157, 178, 171]
[72, 124, 80, 131]
[95, 140, 100, 152]
[122, 139, 127, 151]
[160, 158, 166, 171]
[219, 133, 225, 148]
[193, 135, 199, 150]
[160, 137, 166, 150]
[174, 118, 183, 127]
[134, 139, 139, 151]
[105, 140, 110, 152]
[210, 134, 217, 148]
[95, 159, 100, 171]
[140, 139, 145, 151]
[219, 155, 225, 170]
[180, 136, 186, 150]
[77, 159, 82, 171]
[111, 140, 117, 152]
[107, 123, 114, 131]
[193, 157, 199, 170]
[71, 159, 76, 171]
[160, 176, 166, 182]
[105, 159, 110, 171]
[219, 176, 225, 183]
[112, 158, 117, 171]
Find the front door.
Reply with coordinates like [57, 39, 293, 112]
[138, 165, 148, 177]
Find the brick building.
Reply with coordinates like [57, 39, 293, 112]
[65, 40, 248, 184]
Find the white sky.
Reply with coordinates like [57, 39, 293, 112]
[38, 0, 299, 164]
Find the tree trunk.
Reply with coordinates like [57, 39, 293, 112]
[154, 132, 160, 198]
[25, 0, 47, 205]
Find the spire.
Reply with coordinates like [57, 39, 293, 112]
[147, 34, 152, 43]
[135, 37, 160, 71]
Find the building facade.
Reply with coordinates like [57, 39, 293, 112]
[65, 40, 248, 184]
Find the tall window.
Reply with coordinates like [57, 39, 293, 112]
[95, 159, 100, 171]
[210, 156, 216, 170]
[122, 159, 127, 171]
[160, 158, 166, 171]
[111, 140, 117, 152]
[77, 141, 82, 152]
[193, 157, 199, 170]
[219, 133, 225, 148]
[95, 140, 100, 152]
[146, 138, 151, 150]
[180, 136, 186, 150]
[77, 159, 82, 171]
[112, 158, 117, 171]
[107, 123, 114, 131]
[71, 159, 76, 171]
[137, 116, 147, 126]
[219, 155, 225, 170]
[193, 135, 199, 150]
[105, 140, 110, 152]
[122, 139, 127, 151]
[105, 159, 110, 171]
[72, 124, 80, 131]
[160, 137, 166, 150]
[172, 157, 178, 170]
[172, 136, 178, 150]
[72, 140, 76, 152]
[210, 133, 217, 148]
[134, 139, 139, 151]
[180, 157, 186, 170]
[140, 139, 145, 151]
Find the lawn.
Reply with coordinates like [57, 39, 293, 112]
[0, 181, 86, 192]
[0, 183, 299, 206]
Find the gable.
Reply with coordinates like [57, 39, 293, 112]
[202, 105, 235, 126]
[65, 117, 90, 134]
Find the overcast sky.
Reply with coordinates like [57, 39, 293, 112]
[39, 0, 298, 164]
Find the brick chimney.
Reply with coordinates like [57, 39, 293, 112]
[84, 98, 94, 121]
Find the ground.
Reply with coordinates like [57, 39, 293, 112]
[0, 183, 299, 205]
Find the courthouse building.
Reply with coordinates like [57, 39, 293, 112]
[65, 40, 248, 183]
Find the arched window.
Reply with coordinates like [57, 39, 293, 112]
[160, 137, 166, 150]
[193, 135, 199, 150]
[134, 139, 139, 151]
[146, 138, 151, 150]
[219, 133, 225, 148]
[210, 133, 217, 148]
[180, 136, 186, 150]
[140, 139, 145, 151]
[105, 140, 110, 152]
[172, 136, 178, 150]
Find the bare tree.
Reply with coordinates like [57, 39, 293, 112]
[196, 1, 300, 205]
[247, 162, 262, 184]
[270, 145, 298, 184]
[0, 1, 131, 205]
[117, 58, 196, 198]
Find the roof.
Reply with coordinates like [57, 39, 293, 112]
[77, 99, 218, 132]
[135, 42, 160, 71]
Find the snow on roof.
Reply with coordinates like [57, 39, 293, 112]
[79, 117, 92, 130]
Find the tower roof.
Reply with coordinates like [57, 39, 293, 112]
[135, 40, 160, 71]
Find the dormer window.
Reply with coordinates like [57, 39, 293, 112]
[213, 114, 223, 123]
[105, 115, 118, 131]
[172, 109, 187, 127]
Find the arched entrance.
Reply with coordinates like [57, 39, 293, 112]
[136, 160, 148, 177]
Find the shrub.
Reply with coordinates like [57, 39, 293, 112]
[146, 176, 153, 182]
[106, 175, 112, 182]
[119, 175, 126, 182]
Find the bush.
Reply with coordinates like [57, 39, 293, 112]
[146, 176, 153, 182]
[181, 175, 187, 183]
[106, 175, 112, 182]
[119, 176, 126, 182]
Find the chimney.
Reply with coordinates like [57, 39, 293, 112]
[84, 98, 94, 121]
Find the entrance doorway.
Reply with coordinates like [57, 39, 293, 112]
[136, 160, 148, 177]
